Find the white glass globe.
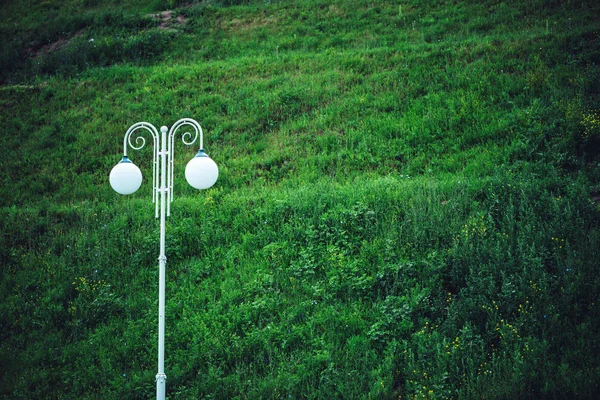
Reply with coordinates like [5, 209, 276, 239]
[185, 150, 218, 190]
[110, 157, 143, 195]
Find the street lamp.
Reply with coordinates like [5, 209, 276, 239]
[109, 118, 218, 400]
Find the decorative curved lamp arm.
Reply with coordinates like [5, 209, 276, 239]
[167, 118, 204, 216]
[122, 122, 161, 217]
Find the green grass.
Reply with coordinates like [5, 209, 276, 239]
[1, 0, 600, 398]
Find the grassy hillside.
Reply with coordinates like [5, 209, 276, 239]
[1, 0, 600, 398]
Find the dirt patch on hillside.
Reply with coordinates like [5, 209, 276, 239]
[150, 10, 188, 31]
[26, 11, 187, 58]
[26, 32, 83, 58]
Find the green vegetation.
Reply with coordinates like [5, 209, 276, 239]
[1, 0, 600, 398]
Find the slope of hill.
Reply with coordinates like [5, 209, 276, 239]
[1, 0, 599, 398]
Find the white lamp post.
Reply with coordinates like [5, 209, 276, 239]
[109, 118, 218, 400]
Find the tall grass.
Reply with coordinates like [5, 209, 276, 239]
[1, 0, 599, 398]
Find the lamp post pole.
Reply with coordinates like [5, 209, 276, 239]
[157, 126, 168, 399]
[110, 118, 218, 400]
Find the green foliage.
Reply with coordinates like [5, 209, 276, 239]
[1, 0, 600, 398]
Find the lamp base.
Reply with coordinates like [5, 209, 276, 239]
[156, 373, 167, 400]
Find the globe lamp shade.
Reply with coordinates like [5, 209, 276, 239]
[185, 150, 218, 190]
[110, 156, 143, 195]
